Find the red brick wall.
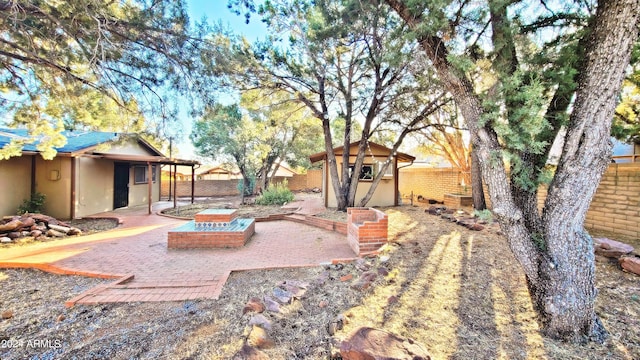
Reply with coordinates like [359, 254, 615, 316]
[347, 207, 388, 255]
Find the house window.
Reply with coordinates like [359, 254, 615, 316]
[134, 165, 157, 184]
[349, 164, 375, 181]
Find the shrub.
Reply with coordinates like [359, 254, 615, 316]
[474, 209, 493, 223]
[17, 192, 46, 214]
[255, 181, 294, 205]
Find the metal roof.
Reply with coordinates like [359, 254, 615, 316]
[0, 128, 118, 153]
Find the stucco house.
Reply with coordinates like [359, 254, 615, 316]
[0, 128, 197, 219]
[309, 141, 415, 208]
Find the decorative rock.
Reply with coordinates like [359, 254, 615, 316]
[7, 232, 21, 239]
[57, 314, 66, 322]
[619, 256, 640, 276]
[249, 314, 272, 330]
[67, 227, 82, 236]
[319, 300, 329, 308]
[232, 344, 270, 360]
[594, 238, 634, 258]
[0, 219, 22, 232]
[263, 296, 281, 313]
[388, 295, 399, 304]
[243, 297, 266, 314]
[280, 283, 306, 298]
[1, 237, 13, 243]
[18, 217, 35, 228]
[351, 271, 377, 291]
[441, 214, 456, 222]
[467, 223, 485, 231]
[29, 230, 43, 238]
[247, 325, 274, 349]
[272, 287, 293, 304]
[327, 315, 344, 335]
[46, 229, 65, 237]
[379, 255, 390, 263]
[1, 310, 13, 319]
[340, 274, 354, 282]
[281, 280, 309, 289]
[377, 267, 389, 276]
[355, 258, 371, 271]
[340, 327, 431, 360]
[48, 224, 71, 234]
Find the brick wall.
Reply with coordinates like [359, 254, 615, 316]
[399, 167, 468, 202]
[538, 163, 640, 241]
[347, 207, 388, 255]
[285, 169, 323, 191]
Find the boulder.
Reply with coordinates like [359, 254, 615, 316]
[247, 325, 274, 349]
[340, 327, 431, 360]
[248, 314, 272, 330]
[48, 224, 71, 234]
[619, 256, 640, 276]
[46, 229, 66, 237]
[0, 219, 23, 232]
[18, 216, 35, 229]
[29, 230, 43, 238]
[243, 297, 265, 314]
[593, 238, 634, 258]
[7, 232, 21, 239]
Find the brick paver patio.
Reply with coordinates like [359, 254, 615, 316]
[0, 201, 356, 305]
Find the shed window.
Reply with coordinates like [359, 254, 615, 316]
[134, 165, 157, 184]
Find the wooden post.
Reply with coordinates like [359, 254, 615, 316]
[173, 164, 177, 209]
[147, 162, 152, 215]
[191, 165, 195, 204]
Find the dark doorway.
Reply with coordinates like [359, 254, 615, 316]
[113, 162, 129, 209]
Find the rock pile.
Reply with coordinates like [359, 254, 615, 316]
[594, 237, 639, 276]
[0, 214, 82, 244]
[425, 206, 498, 232]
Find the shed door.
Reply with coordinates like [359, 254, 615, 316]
[113, 163, 129, 209]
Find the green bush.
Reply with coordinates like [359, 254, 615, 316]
[17, 192, 46, 214]
[255, 181, 294, 205]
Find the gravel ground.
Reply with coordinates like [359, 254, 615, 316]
[1, 205, 639, 359]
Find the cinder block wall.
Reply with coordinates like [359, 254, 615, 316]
[161, 179, 240, 197]
[399, 167, 468, 202]
[538, 163, 640, 241]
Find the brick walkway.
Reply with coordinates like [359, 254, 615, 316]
[0, 201, 356, 305]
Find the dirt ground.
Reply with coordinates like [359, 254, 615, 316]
[1, 204, 639, 359]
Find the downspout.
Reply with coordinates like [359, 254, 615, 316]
[147, 162, 153, 215]
[30, 155, 36, 195]
[395, 159, 414, 206]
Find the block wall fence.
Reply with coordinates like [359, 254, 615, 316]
[160, 169, 323, 197]
[400, 163, 640, 241]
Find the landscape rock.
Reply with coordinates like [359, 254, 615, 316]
[340, 274, 354, 282]
[248, 314, 272, 330]
[377, 267, 389, 276]
[46, 229, 65, 237]
[263, 296, 281, 313]
[1, 310, 13, 319]
[619, 256, 640, 276]
[243, 297, 265, 314]
[18, 216, 35, 228]
[319, 300, 329, 308]
[48, 224, 71, 234]
[0, 237, 12, 243]
[351, 271, 378, 291]
[232, 344, 270, 360]
[0, 219, 22, 232]
[247, 325, 274, 349]
[67, 227, 82, 236]
[281, 280, 309, 289]
[340, 327, 431, 360]
[29, 230, 43, 238]
[57, 314, 66, 322]
[279, 283, 306, 298]
[594, 238, 634, 258]
[272, 287, 293, 304]
[7, 232, 21, 239]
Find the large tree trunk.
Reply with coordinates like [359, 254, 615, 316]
[538, 0, 639, 341]
[470, 149, 486, 210]
[386, 0, 640, 341]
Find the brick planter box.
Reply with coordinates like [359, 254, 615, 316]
[444, 193, 473, 208]
[347, 207, 388, 256]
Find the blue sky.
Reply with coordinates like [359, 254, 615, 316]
[174, 1, 267, 160]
